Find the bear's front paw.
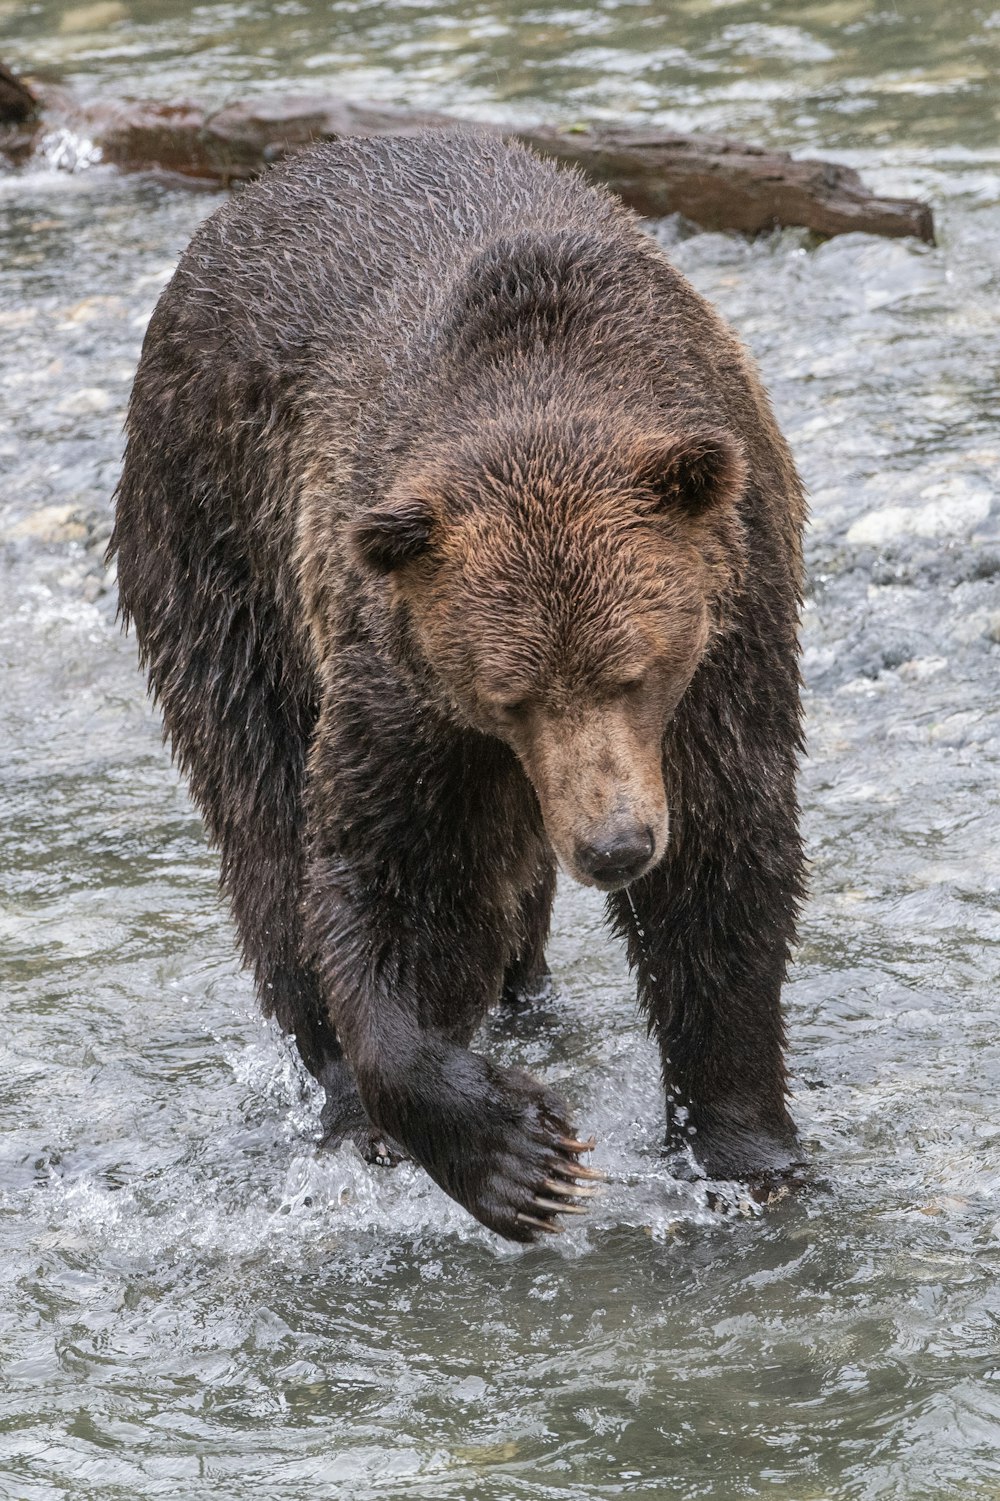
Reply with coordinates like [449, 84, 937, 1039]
[456, 1072, 605, 1243]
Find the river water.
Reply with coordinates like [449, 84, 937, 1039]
[1, 3, 999, 1497]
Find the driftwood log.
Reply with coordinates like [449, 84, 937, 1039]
[1, 63, 934, 243]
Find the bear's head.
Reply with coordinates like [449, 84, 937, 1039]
[350, 410, 746, 890]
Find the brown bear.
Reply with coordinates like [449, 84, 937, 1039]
[111, 130, 806, 1242]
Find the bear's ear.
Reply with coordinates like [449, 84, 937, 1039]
[348, 494, 435, 576]
[636, 430, 746, 516]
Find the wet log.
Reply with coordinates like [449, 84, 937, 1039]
[520, 124, 935, 243]
[1, 65, 935, 243]
[94, 95, 455, 183]
[92, 96, 937, 243]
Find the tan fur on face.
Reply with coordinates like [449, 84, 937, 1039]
[509, 702, 670, 886]
[388, 407, 743, 886]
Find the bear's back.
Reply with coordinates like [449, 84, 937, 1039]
[155, 132, 627, 385]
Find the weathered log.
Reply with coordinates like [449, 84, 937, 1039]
[521, 124, 935, 243]
[90, 95, 937, 243]
[94, 95, 454, 183]
[1, 64, 935, 243]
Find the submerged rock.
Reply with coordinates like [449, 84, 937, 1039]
[846, 481, 993, 547]
[5, 503, 90, 544]
[58, 1, 127, 34]
[55, 386, 114, 416]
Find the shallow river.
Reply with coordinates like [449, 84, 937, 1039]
[2, 3, 999, 1497]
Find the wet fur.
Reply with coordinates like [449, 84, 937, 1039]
[111, 132, 806, 1239]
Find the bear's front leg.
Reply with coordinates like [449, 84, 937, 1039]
[613, 847, 804, 1183]
[609, 674, 806, 1185]
[302, 710, 601, 1241]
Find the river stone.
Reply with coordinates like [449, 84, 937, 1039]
[58, 295, 126, 326]
[0, 308, 38, 329]
[897, 656, 948, 681]
[56, 387, 114, 416]
[949, 609, 1000, 647]
[6, 504, 89, 543]
[846, 481, 993, 547]
[59, 1, 127, 32]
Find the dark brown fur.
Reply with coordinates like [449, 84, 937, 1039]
[110, 132, 806, 1241]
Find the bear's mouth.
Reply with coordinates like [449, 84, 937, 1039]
[565, 860, 659, 893]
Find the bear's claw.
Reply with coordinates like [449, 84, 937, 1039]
[516, 1212, 564, 1234]
[499, 1129, 606, 1242]
[542, 1176, 600, 1198]
[365, 1135, 406, 1167]
[550, 1159, 605, 1183]
[558, 1134, 597, 1153]
[322, 1121, 408, 1167]
[533, 1195, 587, 1215]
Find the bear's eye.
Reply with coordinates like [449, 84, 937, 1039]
[612, 675, 646, 700]
[498, 698, 531, 721]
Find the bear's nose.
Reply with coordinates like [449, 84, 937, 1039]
[576, 826, 655, 885]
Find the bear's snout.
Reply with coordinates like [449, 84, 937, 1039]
[516, 705, 670, 891]
[575, 824, 655, 888]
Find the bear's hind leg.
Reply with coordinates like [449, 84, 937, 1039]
[316, 1054, 407, 1165]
